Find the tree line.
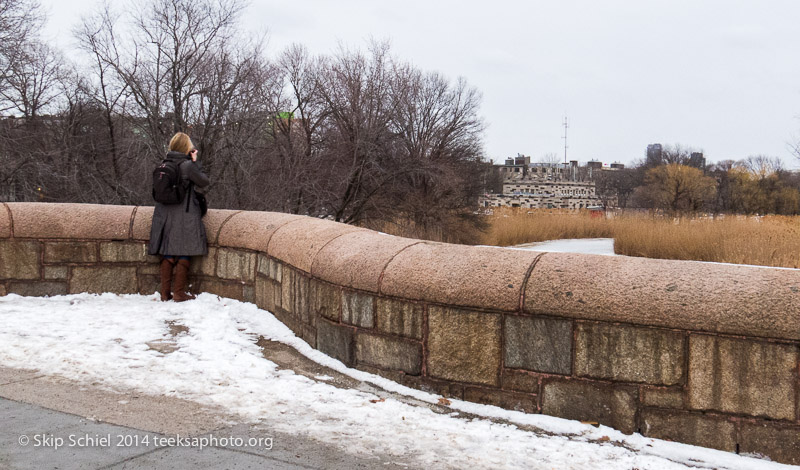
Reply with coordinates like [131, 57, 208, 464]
[595, 146, 800, 216]
[0, 0, 491, 242]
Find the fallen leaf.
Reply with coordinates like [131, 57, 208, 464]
[597, 436, 610, 442]
[369, 398, 386, 404]
[438, 397, 451, 406]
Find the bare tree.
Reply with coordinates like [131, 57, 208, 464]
[2, 1, 492, 241]
[538, 152, 561, 164]
[661, 144, 694, 166]
[0, 41, 65, 119]
[388, 66, 485, 239]
[74, 0, 281, 208]
[737, 155, 783, 178]
[271, 43, 329, 215]
[0, 0, 63, 202]
[75, 5, 130, 180]
[77, 0, 249, 150]
[0, 0, 44, 105]
[638, 163, 717, 214]
[594, 168, 639, 211]
[726, 155, 798, 215]
[268, 40, 487, 239]
[313, 41, 399, 224]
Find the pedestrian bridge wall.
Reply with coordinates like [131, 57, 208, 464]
[1, 202, 798, 464]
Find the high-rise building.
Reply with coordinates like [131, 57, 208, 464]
[688, 152, 706, 170]
[646, 143, 663, 167]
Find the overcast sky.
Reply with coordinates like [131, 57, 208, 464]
[39, 0, 800, 167]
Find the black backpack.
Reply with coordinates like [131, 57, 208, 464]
[152, 159, 187, 205]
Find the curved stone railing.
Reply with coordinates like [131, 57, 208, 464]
[1, 202, 798, 464]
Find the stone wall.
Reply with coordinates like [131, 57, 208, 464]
[1, 202, 799, 464]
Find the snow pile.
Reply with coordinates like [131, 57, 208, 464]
[0, 293, 791, 470]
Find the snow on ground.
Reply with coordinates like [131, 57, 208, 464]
[509, 238, 800, 272]
[512, 238, 617, 256]
[0, 293, 792, 470]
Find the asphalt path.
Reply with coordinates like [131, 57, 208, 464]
[0, 367, 411, 470]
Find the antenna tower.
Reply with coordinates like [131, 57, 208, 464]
[562, 116, 569, 164]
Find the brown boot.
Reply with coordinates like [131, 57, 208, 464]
[173, 258, 196, 302]
[159, 258, 175, 301]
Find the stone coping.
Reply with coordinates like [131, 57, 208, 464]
[525, 252, 800, 341]
[3, 202, 799, 341]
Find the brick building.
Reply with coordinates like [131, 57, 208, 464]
[482, 155, 623, 210]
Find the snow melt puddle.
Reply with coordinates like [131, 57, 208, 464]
[0, 293, 789, 470]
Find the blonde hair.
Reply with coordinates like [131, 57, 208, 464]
[168, 132, 193, 154]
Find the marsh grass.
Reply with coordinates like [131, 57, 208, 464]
[482, 208, 800, 268]
[482, 209, 614, 246]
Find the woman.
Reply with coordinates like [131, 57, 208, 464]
[148, 132, 210, 302]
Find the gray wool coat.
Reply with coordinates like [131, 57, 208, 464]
[148, 151, 211, 257]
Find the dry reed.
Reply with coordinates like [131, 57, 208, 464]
[481, 208, 800, 268]
[481, 208, 614, 246]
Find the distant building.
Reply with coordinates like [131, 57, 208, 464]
[481, 156, 623, 210]
[646, 143, 663, 167]
[646, 143, 706, 170]
[688, 152, 706, 170]
[501, 154, 531, 178]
